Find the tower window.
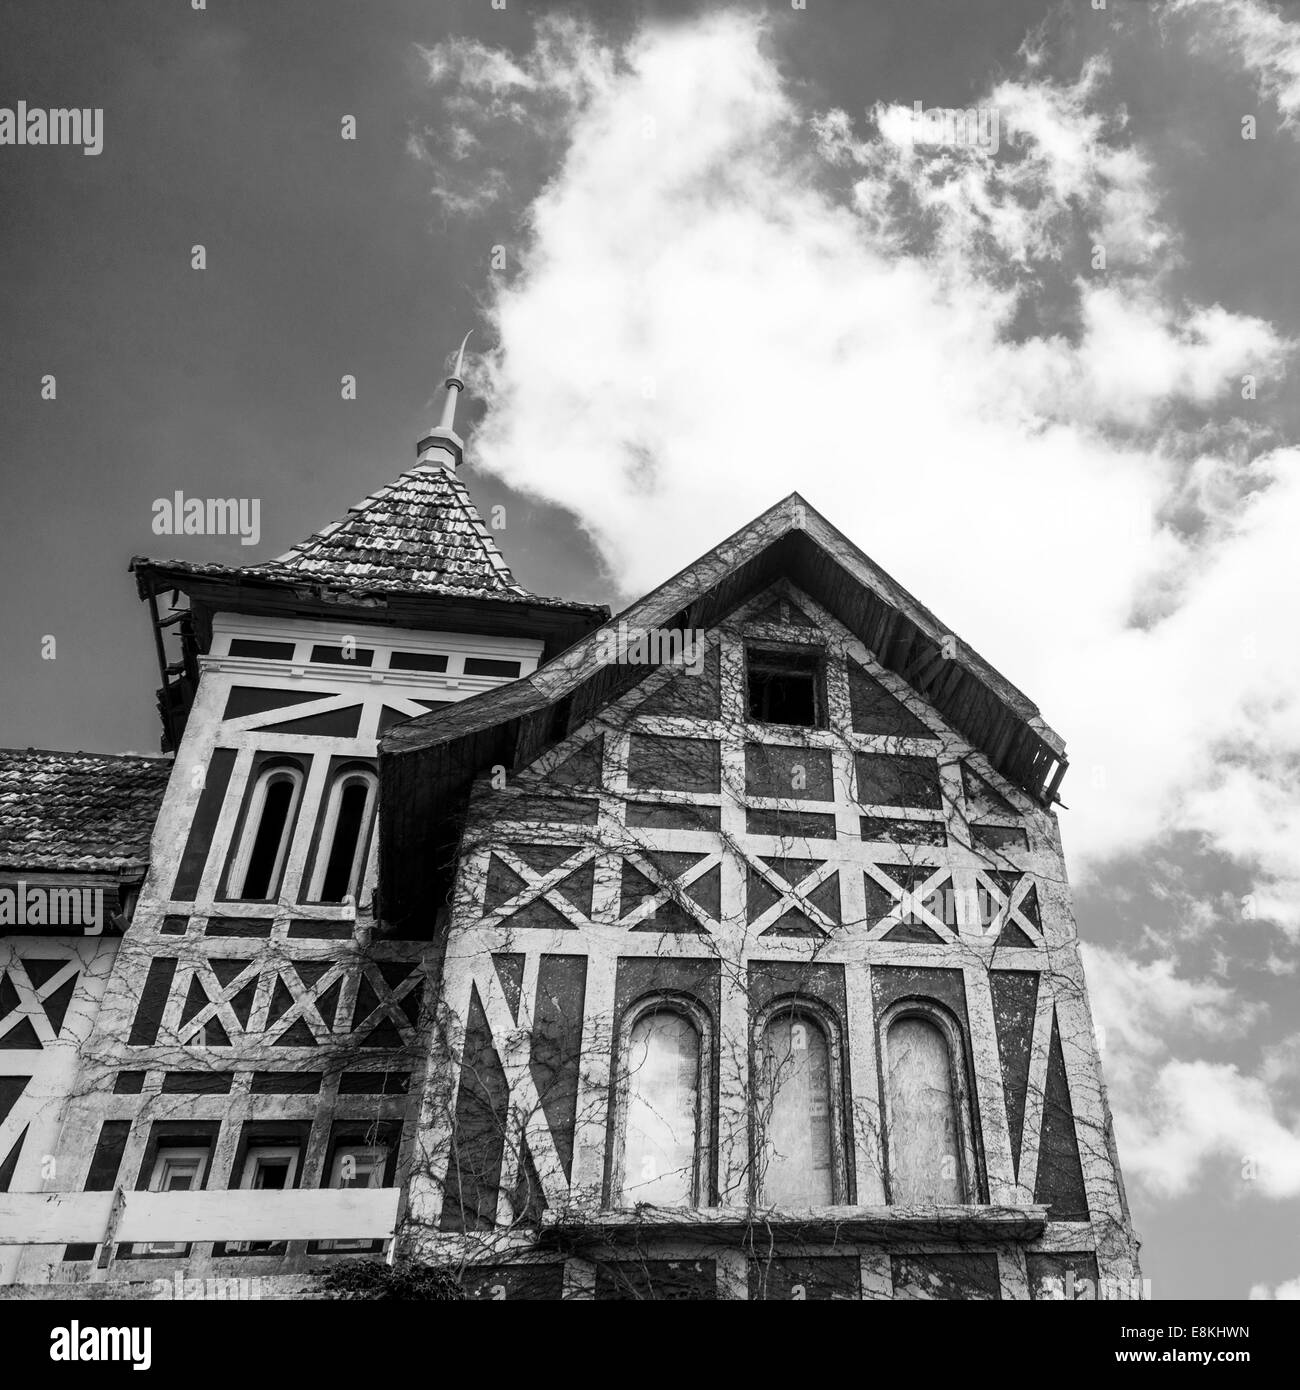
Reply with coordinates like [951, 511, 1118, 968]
[308, 768, 378, 904]
[230, 762, 305, 901]
[747, 647, 824, 728]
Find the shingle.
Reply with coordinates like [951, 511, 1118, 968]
[133, 463, 593, 610]
[0, 749, 172, 874]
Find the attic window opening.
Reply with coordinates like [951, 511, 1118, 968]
[464, 657, 522, 678]
[747, 647, 825, 729]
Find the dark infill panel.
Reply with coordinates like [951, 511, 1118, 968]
[498, 794, 598, 824]
[63, 1119, 133, 1259]
[861, 815, 947, 846]
[891, 1252, 1001, 1300]
[286, 919, 355, 939]
[627, 734, 721, 794]
[1027, 1251, 1101, 1300]
[113, 1071, 146, 1094]
[594, 1260, 717, 1300]
[464, 657, 521, 678]
[854, 753, 943, 809]
[161, 1071, 233, 1094]
[223, 686, 332, 720]
[389, 651, 449, 672]
[171, 748, 237, 901]
[204, 917, 274, 938]
[1033, 1010, 1090, 1220]
[990, 970, 1039, 1179]
[462, 1264, 565, 1300]
[159, 916, 189, 935]
[253, 705, 362, 737]
[440, 985, 508, 1233]
[972, 823, 1029, 852]
[749, 1256, 861, 1300]
[310, 644, 375, 667]
[228, 639, 296, 661]
[745, 743, 835, 800]
[746, 808, 836, 839]
[627, 801, 721, 831]
[250, 1072, 322, 1095]
[338, 1071, 409, 1095]
[128, 957, 178, 1045]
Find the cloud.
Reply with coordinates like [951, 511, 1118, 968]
[1249, 1274, 1300, 1298]
[412, 10, 1300, 944]
[1168, 0, 1300, 129]
[1085, 945, 1300, 1200]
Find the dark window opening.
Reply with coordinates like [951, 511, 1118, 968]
[389, 651, 449, 672]
[310, 644, 375, 667]
[228, 638, 295, 661]
[747, 648, 824, 728]
[464, 657, 522, 678]
[241, 778, 295, 899]
[320, 781, 370, 903]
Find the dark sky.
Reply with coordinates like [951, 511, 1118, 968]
[0, 0, 1055, 757]
[4, 0, 1300, 1301]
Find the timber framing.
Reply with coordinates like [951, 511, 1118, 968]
[379, 492, 1068, 932]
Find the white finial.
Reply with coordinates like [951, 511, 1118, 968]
[437, 330, 473, 432]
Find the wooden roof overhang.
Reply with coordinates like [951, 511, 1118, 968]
[376, 493, 1067, 936]
[130, 558, 610, 660]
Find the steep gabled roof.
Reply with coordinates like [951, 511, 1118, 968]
[134, 462, 578, 606]
[0, 748, 172, 875]
[377, 492, 1067, 933]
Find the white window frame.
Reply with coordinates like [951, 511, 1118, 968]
[307, 767, 378, 904]
[140, 1145, 210, 1255]
[318, 1143, 389, 1252]
[228, 762, 305, 901]
[225, 1144, 301, 1254]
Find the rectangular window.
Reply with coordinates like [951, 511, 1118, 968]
[317, 1144, 389, 1252]
[388, 650, 449, 672]
[464, 657, 522, 678]
[140, 1145, 210, 1255]
[225, 1145, 300, 1255]
[747, 647, 825, 728]
[310, 643, 375, 667]
[228, 638, 296, 661]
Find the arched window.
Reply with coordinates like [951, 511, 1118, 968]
[614, 999, 710, 1208]
[230, 761, 304, 901]
[882, 1004, 975, 1205]
[308, 767, 378, 904]
[754, 1005, 846, 1208]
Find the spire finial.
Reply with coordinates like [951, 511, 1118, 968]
[436, 330, 473, 432]
[418, 330, 474, 470]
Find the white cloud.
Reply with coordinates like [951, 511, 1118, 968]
[1168, 0, 1300, 129]
[1086, 945, 1300, 1200]
[1249, 1274, 1300, 1298]
[413, 10, 1300, 942]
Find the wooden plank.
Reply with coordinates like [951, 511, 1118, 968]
[0, 1189, 401, 1245]
[0, 1191, 114, 1244]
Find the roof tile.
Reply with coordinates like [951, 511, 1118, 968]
[0, 749, 172, 875]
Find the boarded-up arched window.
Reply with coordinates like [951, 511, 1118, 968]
[619, 1009, 701, 1207]
[885, 1013, 966, 1204]
[757, 1012, 834, 1207]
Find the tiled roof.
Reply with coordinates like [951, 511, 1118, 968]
[137, 464, 588, 608]
[0, 749, 172, 875]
